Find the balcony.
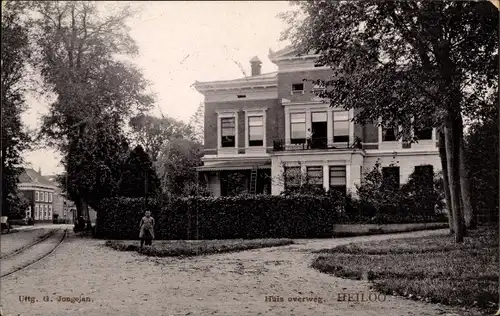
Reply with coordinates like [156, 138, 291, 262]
[273, 137, 362, 152]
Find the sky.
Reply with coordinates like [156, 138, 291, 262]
[21, 1, 292, 176]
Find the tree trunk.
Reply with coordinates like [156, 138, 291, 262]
[75, 196, 89, 223]
[444, 116, 465, 243]
[459, 136, 476, 229]
[438, 128, 454, 234]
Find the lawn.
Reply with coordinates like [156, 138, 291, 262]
[106, 238, 294, 257]
[311, 227, 498, 313]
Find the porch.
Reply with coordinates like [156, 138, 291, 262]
[197, 160, 272, 197]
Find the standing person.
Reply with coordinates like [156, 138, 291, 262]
[139, 211, 155, 247]
[306, 128, 313, 149]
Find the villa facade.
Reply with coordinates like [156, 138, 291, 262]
[194, 47, 441, 197]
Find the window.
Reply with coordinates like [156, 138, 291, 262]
[306, 166, 323, 188]
[382, 122, 397, 141]
[221, 117, 236, 147]
[49, 193, 53, 203]
[35, 191, 39, 202]
[333, 111, 349, 143]
[414, 119, 433, 140]
[237, 94, 246, 99]
[290, 113, 306, 144]
[48, 205, 52, 219]
[284, 167, 301, 191]
[330, 166, 347, 195]
[45, 204, 48, 219]
[291, 83, 304, 94]
[248, 116, 264, 147]
[35, 204, 39, 220]
[414, 165, 434, 190]
[45, 192, 48, 202]
[382, 167, 400, 190]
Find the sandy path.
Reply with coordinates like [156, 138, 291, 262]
[0, 229, 483, 316]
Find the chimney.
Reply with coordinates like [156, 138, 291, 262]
[250, 56, 262, 76]
[38, 167, 42, 175]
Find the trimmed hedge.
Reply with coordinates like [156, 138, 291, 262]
[95, 194, 448, 240]
[95, 195, 342, 240]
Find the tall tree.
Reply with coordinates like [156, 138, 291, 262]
[57, 117, 130, 211]
[129, 113, 196, 162]
[281, 1, 498, 242]
[155, 138, 202, 196]
[1, 2, 32, 218]
[119, 145, 160, 199]
[188, 102, 204, 145]
[28, 1, 154, 222]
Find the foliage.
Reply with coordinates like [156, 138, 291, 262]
[155, 138, 203, 196]
[129, 113, 196, 162]
[119, 145, 161, 198]
[465, 99, 499, 223]
[95, 191, 447, 241]
[280, 1, 498, 138]
[188, 102, 204, 144]
[27, 1, 154, 217]
[181, 182, 212, 197]
[57, 120, 130, 209]
[276, 162, 328, 196]
[5, 189, 30, 219]
[311, 228, 498, 313]
[105, 238, 294, 257]
[1, 3, 32, 218]
[95, 195, 343, 240]
[221, 172, 249, 196]
[344, 160, 446, 223]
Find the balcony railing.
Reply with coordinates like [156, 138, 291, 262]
[273, 137, 362, 152]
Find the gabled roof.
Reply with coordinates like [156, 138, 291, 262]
[18, 168, 58, 188]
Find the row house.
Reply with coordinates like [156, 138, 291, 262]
[194, 47, 441, 197]
[18, 168, 57, 222]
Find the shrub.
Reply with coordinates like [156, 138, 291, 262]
[106, 239, 294, 257]
[96, 195, 343, 240]
[350, 160, 446, 223]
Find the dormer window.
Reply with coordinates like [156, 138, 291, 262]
[291, 83, 304, 94]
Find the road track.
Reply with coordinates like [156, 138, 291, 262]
[0, 229, 67, 278]
[0, 230, 56, 260]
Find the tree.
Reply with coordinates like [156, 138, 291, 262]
[155, 138, 202, 196]
[28, 1, 154, 223]
[57, 117, 130, 210]
[465, 94, 499, 224]
[281, 1, 498, 242]
[129, 113, 196, 162]
[119, 145, 160, 199]
[1, 2, 32, 218]
[189, 102, 204, 144]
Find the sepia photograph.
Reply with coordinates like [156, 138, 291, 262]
[1, 1, 499, 315]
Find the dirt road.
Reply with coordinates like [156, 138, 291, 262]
[0, 229, 482, 316]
